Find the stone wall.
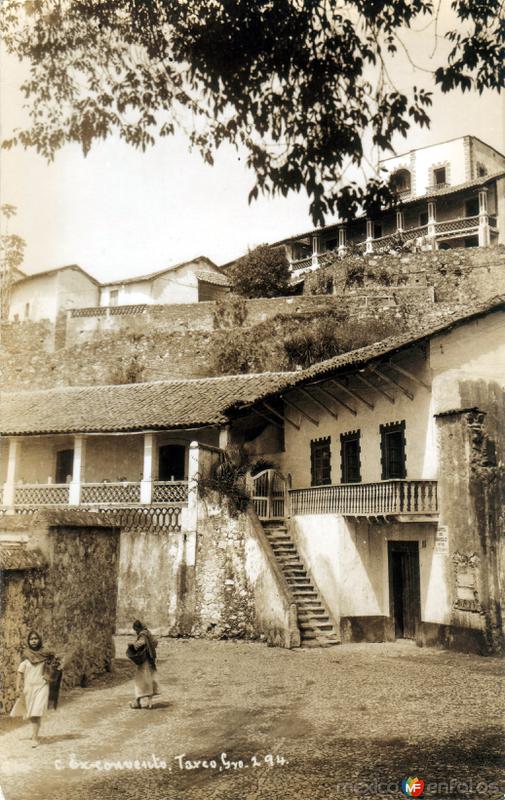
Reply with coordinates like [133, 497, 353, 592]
[304, 245, 505, 305]
[116, 494, 298, 648]
[421, 381, 505, 655]
[0, 512, 120, 712]
[2, 246, 504, 390]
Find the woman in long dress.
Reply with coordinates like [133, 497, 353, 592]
[10, 631, 60, 747]
[127, 620, 159, 709]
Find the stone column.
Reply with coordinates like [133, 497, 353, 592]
[140, 432, 154, 504]
[478, 188, 490, 247]
[3, 437, 19, 510]
[311, 230, 321, 268]
[365, 220, 374, 253]
[69, 435, 86, 505]
[396, 210, 404, 232]
[427, 201, 437, 248]
[338, 226, 347, 255]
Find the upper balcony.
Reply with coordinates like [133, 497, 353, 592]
[288, 479, 438, 522]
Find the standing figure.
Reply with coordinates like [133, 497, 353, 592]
[127, 620, 159, 709]
[10, 631, 62, 747]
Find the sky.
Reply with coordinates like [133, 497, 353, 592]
[1, 2, 504, 283]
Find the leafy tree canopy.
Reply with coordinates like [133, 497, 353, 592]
[229, 244, 290, 298]
[1, 0, 503, 223]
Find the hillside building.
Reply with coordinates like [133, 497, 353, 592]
[276, 136, 505, 279]
[7, 257, 229, 323]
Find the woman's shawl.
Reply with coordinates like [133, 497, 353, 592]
[23, 646, 55, 666]
[136, 629, 158, 669]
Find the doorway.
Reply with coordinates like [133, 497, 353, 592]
[388, 541, 421, 639]
[158, 444, 186, 481]
[55, 449, 74, 484]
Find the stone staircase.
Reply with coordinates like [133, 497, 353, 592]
[262, 521, 339, 648]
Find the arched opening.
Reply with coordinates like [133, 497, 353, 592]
[391, 169, 411, 195]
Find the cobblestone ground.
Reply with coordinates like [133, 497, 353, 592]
[0, 639, 503, 800]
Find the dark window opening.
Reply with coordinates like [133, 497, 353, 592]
[325, 237, 339, 252]
[465, 197, 479, 217]
[419, 211, 429, 227]
[109, 289, 119, 307]
[433, 167, 447, 186]
[310, 437, 331, 486]
[391, 169, 411, 194]
[380, 421, 406, 479]
[464, 236, 479, 248]
[340, 431, 361, 483]
[55, 449, 74, 484]
[158, 444, 186, 481]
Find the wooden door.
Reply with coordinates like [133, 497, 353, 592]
[388, 540, 421, 639]
[55, 449, 74, 484]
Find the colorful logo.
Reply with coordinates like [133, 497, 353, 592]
[401, 776, 425, 797]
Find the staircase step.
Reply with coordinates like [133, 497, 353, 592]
[301, 638, 340, 648]
[286, 578, 312, 586]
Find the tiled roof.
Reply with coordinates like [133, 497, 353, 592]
[103, 257, 220, 287]
[1, 296, 503, 436]
[196, 270, 231, 287]
[0, 545, 46, 571]
[0, 373, 296, 436]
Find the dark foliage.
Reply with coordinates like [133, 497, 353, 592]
[1, 1, 503, 223]
[229, 245, 290, 299]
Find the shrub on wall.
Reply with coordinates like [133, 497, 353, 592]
[229, 245, 290, 299]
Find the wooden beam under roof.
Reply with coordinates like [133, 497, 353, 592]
[316, 384, 357, 416]
[262, 401, 300, 431]
[355, 372, 395, 404]
[328, 378, 375, 410]
[298, 387, 339, 419]
[282, 395, 319, 427]
[369, 366, 414, 401]
[254, 408, 284, 429]
[388, 360, 430, 390]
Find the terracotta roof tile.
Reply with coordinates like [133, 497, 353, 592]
[0, 373, 296, 436]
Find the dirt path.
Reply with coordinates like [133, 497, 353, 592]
[1, 639, 503, 800]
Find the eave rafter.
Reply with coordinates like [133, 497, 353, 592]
[297, 387, 339, 420]
[282, 394, 319, 427]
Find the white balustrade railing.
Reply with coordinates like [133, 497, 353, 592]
[289, 480, 438, 517]
[14, 484, 70, 506]
[152, 481, 189, 503]
[80, 482, 141, 504]
[434, 216, 479, 235]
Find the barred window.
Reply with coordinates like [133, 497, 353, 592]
[340, 430, 361, 483]
[380, 421, 407, 480]
[310, 437, 331, 486]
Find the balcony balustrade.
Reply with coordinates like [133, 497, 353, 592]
[3, 480, 190, 532]
[289, 479, 438, 518]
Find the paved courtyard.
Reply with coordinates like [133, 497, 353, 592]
[0, 639, 503, 800]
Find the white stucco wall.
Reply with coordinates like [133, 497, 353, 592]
[9, 269, 99, 321]
[279, 350, 435, 489]
[380, 137, 467, 197]
[9, 274, 59, 322]
[291, 515, 449, 625]
[100, 259, 222, 307]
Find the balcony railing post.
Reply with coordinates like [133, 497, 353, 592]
[338, 226, 347, 256]
[311, 230, 321, 268]
[478, 188, 490, 247]
[2, 437, 19, 511]
[140, 432, 154, 504]
[69, 435, 86, 505]
[427, 201, 437, 248]
[366, 220, 374, 253]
